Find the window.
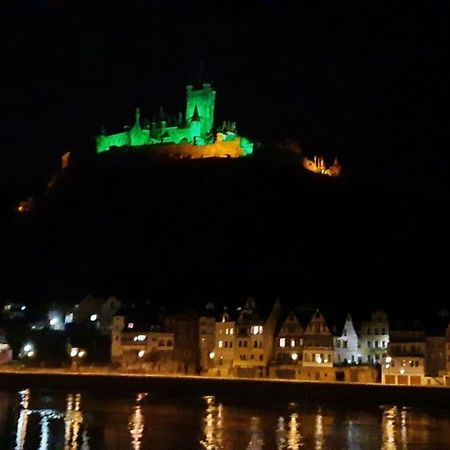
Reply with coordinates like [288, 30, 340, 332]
[343, 341, 348, 349]
[167, 340, 173, 347]
[299, 339, 303, 346]
[224, 341, 228, 348]
[251, 354, 255, 360]
[374, 328, 379, 335]
[381, 328, 386, 334]
[367, 328, 371, 335]
[225, 328, 229, 335]
[336, 340, 341, 349]
[367, 341, 371, 348]
[218, 340, 223, 348]
[259, 355, 263, 361]
[244, 341, 248, 348]
[230, 342, 233, 348]
[239, 341, 242, 348]
[382, 341, 386, 348]
[230, 328, 234, 335]
[290, 339, 295, 347]
[343, 329, 347, 336]
[375, 341, 379, 348]
[279, 338, 286, 348]
[254, 341, 258, 348]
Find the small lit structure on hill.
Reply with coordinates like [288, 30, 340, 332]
[303, 155, 342, 177]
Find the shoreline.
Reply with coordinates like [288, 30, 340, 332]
[0, 368, 449, 408]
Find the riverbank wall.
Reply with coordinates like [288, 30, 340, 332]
[0, 370, 449, 408]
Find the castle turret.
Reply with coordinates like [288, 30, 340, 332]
[130, 107, 147, 146]
[186, 82, 216, 136]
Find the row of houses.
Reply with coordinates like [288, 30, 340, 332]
[111, 298, 450, 386]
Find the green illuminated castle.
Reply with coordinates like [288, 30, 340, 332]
[96, 83, 253, 158]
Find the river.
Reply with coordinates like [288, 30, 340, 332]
[0, 387, 449, 449]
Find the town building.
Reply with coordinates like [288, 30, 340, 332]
[382, 328, 426, 386]
[0, 329, 12, 364]
[445, 322, 450, 386]
[334, 314, 361, 365]
[274, 311, 304, 366]
[198, 304, 217, 373]
[303, 310, 334, 368]
[96, 82, 253, 158]
[73, 294, 121, 335]
[358, 310, 389, 364]
[111, 314, 174, 371]
[163, 311, 200, 373]
[425, 336, 446, 378]
[210, 311, 236, 377]
[208, 297, 281, 378]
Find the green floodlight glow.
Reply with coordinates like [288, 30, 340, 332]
[96, 82, 253, 158]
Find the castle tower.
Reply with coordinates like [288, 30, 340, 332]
[185, 83, 216, 136]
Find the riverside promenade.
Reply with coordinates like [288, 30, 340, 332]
[0, 367, 449, 408]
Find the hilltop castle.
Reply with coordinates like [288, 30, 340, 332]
[96, 82, 253, 158]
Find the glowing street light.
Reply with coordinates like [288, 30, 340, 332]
[209, 352, 215, 359]
[291, 352, 298, 361]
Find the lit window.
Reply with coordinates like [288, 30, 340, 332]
[225, 328, 229, 335]
[218, 340, 223, 348]
[279, 338, 286, 348]
[259, 325, 263, 334]
[230, 328, 234, 335]
[134, 334, 146, 342]
[290, 339, 295, 347]
[252, 326, 259, 335]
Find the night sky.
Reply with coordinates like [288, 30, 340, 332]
[1, 1, 449, 316]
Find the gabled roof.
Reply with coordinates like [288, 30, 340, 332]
[279, 311, 304, 335]
[304, 309, 331, 335]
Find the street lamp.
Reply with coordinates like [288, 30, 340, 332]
[69, 347, 87, 369]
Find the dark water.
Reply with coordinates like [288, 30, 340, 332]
[0, 388, 449, 449]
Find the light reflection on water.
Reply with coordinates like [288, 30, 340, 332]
[0, 388, 449, 449]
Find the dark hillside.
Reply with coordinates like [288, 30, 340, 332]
[5, 152, 448, 320]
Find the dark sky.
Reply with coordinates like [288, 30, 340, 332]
[1, 0, 449, 203]
[0, 1, 449, 316]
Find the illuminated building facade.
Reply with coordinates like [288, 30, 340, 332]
[112, 315, 175, 370]
[359, 310, 389, 364]
[302, 310, 334, 368]
[334, 314, 361, 365]
[274, 311, 304, 365]
[382, 329, 426, 385]
[96, 82, 253, 158]
[210, 312, 235, 376]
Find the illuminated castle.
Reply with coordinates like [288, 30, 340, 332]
[96, 82, 253, 158]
